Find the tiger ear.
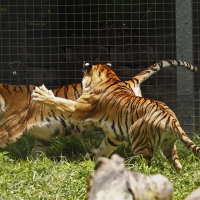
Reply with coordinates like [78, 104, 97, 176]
[106, 62, 112, 68]
[83, 61, 92, 74]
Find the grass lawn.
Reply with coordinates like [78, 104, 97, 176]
[0, 133, 200, 200]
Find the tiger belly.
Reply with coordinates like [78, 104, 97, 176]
[28, 116, 98, 157]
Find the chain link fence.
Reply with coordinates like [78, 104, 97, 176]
[0, 0, 199, 134]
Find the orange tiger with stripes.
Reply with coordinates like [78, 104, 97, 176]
[0, 83, 87, 157]
[32, 60, 200, 172]
[0, 60, 198, 158]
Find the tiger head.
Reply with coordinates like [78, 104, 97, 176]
[82, 61, 120, 92]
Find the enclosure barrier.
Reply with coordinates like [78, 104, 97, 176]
[0, 0, 200, 135]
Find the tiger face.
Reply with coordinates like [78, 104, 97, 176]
[82, 63, 120, 90]
[82, 62, 119, 93]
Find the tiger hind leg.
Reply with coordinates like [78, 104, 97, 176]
[160, 143, 182, 173]
[129, 121, 155, 166]
[85, 135, 120, 160]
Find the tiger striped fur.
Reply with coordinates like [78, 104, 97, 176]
[0, 60, 198, 158]
[32, 60, 200, 171]
[0, 83, 89, 157]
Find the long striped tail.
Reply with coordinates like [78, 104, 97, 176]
[132, 60, 199, 85]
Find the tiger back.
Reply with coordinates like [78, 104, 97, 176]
[32, 61, 200, 171]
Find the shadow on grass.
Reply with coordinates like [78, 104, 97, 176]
[0, 132, 131, 161]
[1, 132, 200, 166]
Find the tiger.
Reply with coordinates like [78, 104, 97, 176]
[0, 60, 198, 158]
[0, 83, 89, 157]
[32, 60, 200, 172]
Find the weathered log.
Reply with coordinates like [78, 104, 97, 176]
[86, 154, 173, 200]
[185, 187, 200, 200]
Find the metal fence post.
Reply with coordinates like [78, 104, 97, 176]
[176, 0, 195, 137]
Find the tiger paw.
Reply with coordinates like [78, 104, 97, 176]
[32, 84, 55, 103]
[84, 149, 99, 160]
[85, 152, 93, 160]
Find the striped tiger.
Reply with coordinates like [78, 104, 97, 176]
[0, 60, 198, 158]
[0, 83, 89, 157]
[32, 60, 200, 172]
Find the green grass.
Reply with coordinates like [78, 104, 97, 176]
[0, 134, 200, 200]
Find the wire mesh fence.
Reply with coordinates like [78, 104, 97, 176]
[193, 0, 200, 131]
[0, 0, 200, 132]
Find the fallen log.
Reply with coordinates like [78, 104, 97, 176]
[184, 187, 200, 200]
[86, 154, 173, 200]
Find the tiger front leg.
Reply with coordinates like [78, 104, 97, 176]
[32, 84, 77, 114]
[85, 135, 120, 160]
